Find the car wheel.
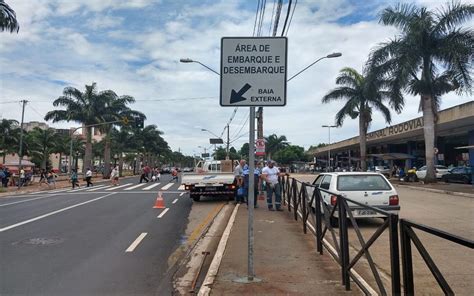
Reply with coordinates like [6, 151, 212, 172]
[444, 177, 449, 183]
[192, 195, 201, 202]
[463, 178, 470, 184]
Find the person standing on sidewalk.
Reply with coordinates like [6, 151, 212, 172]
[71, 169, 79, 189]
[233, 160, 245, 204]
[85, 167, 93, 187]
[262, 160, 284, 211]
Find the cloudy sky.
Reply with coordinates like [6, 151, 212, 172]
[1, 0, 472, 155]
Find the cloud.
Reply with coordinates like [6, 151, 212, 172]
[1, 0, 472, 156]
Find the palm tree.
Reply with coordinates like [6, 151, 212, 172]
[322, 67, 400, 171]
[368, 2, 473, 182]
[45, 83, 110, 174]
[53, 133, 70, 173]
[0, 0, 19, 33]
[264, 134, 289, 160]
[27, 127, 60, 170]
[0, 119, 19, 163]
[100, 91, 145, 178]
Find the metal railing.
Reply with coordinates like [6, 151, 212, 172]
[279, 175, 474, 295]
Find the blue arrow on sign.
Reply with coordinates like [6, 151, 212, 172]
[230, 83, 252, 104]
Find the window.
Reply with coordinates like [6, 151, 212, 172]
[320, 175, 332, 190]
[337, 175, 391, 191]
[313, 175, 324, 187]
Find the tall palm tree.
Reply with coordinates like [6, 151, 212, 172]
[368, 2, 473, 182]
[54, 133, 70, 173]
[264, 134, 289, 160]
[45, 83, 110, 174]
[100, 91, 145, 178]
[0, 0, 19, 33]
[27, 127, 60, 170]
[0, 118, 19, 163]
[322, 67, 400, 171]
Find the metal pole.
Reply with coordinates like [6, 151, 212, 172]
[328, 127, 331, 171]
[226, 123, 230, 159]
[248, 106, 256, 281]
[17, 100, 27, 189]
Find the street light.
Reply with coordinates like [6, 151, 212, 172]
[201, 128, 220, 138]
[287, 52, 342, 82]
[322, 125, 338, 171]
[179, 58, 220, 76]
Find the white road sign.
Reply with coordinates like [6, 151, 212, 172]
[220, 37, 287, 106]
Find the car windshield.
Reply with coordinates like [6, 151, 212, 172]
[337, 175, 392, 191]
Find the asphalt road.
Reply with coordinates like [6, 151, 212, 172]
[0, 175, 193, 295]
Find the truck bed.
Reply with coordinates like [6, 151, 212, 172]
[181, 172, 235, 185]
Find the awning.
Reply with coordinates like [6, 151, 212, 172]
[368, 153, 415, 160]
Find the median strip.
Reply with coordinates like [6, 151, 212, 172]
[125, 232, 148, 253]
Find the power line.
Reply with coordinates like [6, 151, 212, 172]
[268, 0, 277, 36]
[280, 0, 292, 36]
[257, 0, 267, 36]
[28, 103, 46, 119]
[284, 0, 297, 36]
[252, 0, 261, 36]
[272, 0, 283, 36]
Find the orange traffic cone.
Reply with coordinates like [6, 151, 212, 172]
[153, 192, 165, 209]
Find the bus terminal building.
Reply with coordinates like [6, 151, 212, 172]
[309, 101, 474, 170]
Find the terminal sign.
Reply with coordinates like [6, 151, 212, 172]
[220, 37, 287, 106]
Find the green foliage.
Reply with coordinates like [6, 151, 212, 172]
[26, 127, 61, 169]
[213, 146, 240, 160]
[0, 118, 20, 161]
[264, 134, 289, 159]
[273, 145, 305, 165]
[239, 143, 249, 158]
[0, 0, 19, 33]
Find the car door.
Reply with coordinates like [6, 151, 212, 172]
[416, 166, 427, 179]
[308, 174, 325, 208]
[319, 175, 333, 205]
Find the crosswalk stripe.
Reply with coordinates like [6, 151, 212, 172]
[124, 183, 147, 191]
[87, 185, 112, 192]
[67, 184, 106, 193]
[48, 188, 71, 194]
[106, 183, 133, 191]
[178, 184, 185, 190]
[143, 183, 161, 190]
[161, 183, 174, 191]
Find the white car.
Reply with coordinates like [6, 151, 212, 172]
[415, 165, 449, 180]
[308, 172, 400, 225]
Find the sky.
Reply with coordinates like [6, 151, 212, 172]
[0, 0, 472, 156]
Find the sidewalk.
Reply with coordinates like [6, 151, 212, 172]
[209, 199, 360, 295]
[391, 179, 474, 197]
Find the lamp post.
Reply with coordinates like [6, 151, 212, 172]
[287, 53, 342, 82]
[179, 58, 220, 76]
[322, 125, 338, 171]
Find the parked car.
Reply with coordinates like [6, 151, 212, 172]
[442, 166, 473, 184]
[307, 172, 400, 226]
[183, 167, 193, 172]
[160, 167, 171, 174]
[415, 165, 449, 180]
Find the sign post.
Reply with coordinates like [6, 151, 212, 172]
[221, 37, 287, 283]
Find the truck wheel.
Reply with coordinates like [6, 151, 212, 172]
[192, 195, 201, 202]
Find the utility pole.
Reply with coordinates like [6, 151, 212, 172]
[18, 100, 28, 189]
[226, 123, 230, 159]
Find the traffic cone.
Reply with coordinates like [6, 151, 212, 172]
[153, 192, 165, 209]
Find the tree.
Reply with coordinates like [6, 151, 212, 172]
[26, 127, 60, 170]
[0, 0, 19, 33]
[273, 145, 305, 165]
[0, 118, 19, 163]
[53, 133, 70, 173]
[239, 143, 249, 158]
[368, 1, 473, 182]
[264, 134, 289, 160]
[322, 67, 400, 171]
[45, 83, 111, 174]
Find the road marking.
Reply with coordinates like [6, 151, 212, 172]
[157, 208, 169, 218]
[124, 183, 147, 191]
[172, 198, 178, 204]
[143, 183, 161, 190]
[125, 232, 148, 253]
[105, 183, 133, 191]
[67, 185, 106, 192]
[48, 188, 72, 193]
[0, 193, 117, 233]
[87, 185, 112, 191]
[0, 194, 55, 207]
[161, 183, 174, 190]
[179, 192, 185, 197]
[29, 190, 49, 195]
[178, 184, 185, 190]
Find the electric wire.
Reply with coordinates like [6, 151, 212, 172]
[280, 0, 292, 36]
[284, 0, 297, 36]
[252, 0, 261, 36]
[257, 0, 267, 36]
[268, 0, 277, 36]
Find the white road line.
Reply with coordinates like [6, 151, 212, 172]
[29, 190, 49, 195]
[125, 232, 148, 253]
[124, 183, 147, 191]
[172, 198, 178, 204]
[178, 184, 185, 190]
[143, 183, 161, 190]
[157, 208, 169, 218]
[179, 192, 185, 197]
[87, 185, 112, 191]
[161, 183, 174, 191]
[48, 188, 72, 193]
[0, 195, 55, 207]
[0, 193, 117, 233]
[67, 185, 106, 193]
[105, 183, 133, 191]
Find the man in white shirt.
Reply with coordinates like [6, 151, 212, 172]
[86, 168, 93, 187]
[262, 160, 284, 211]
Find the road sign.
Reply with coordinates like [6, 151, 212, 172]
[220, 37, 287, 106]
[255, 138, 265, 156]
[210, 138, 224, 144]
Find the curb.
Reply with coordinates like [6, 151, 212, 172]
[198, 204, 240, 296]
[394, 184, 474, 198]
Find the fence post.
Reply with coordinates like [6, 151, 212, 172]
[389, 214, 401, 295]
[400, 220, 414, 295]
[338, 197, 350, 290]
[302, 183, 307, 234]
[292, 179, 298, 221]
[315, 189, 323, 254]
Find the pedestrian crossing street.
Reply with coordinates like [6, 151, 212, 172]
[29, 182, 186, 195]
